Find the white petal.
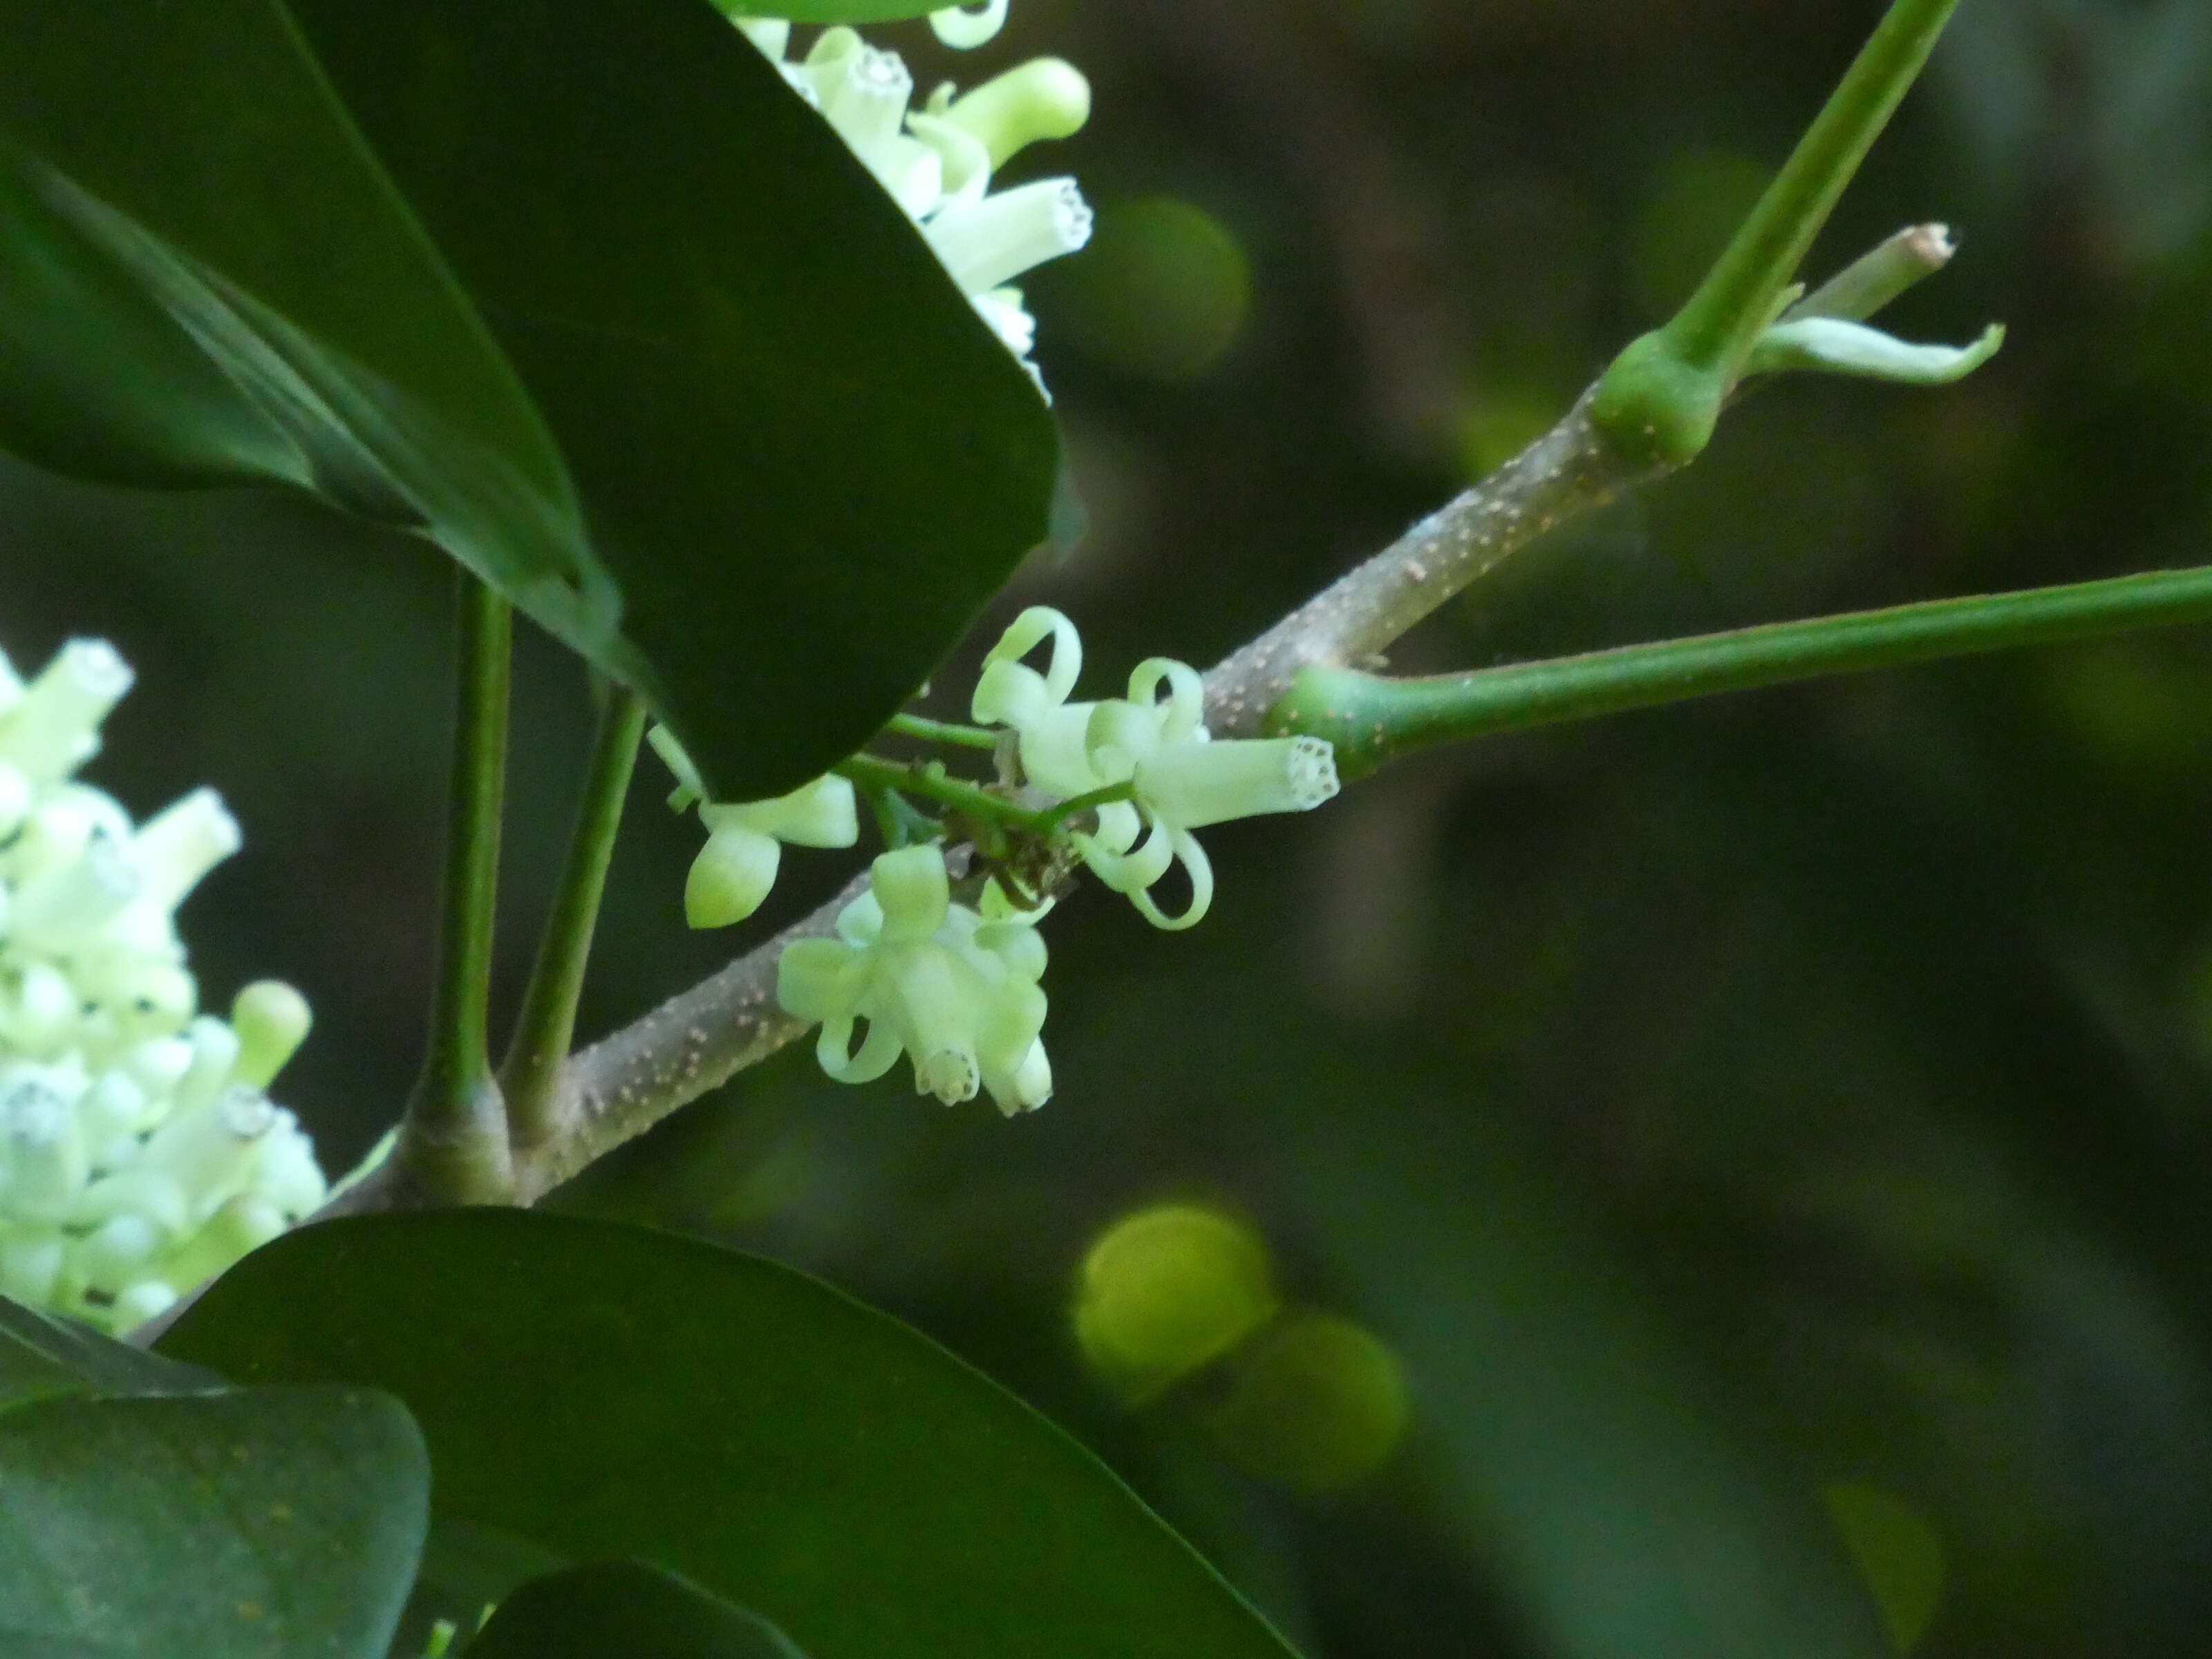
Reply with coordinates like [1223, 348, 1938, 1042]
[869, 845, 952, 943]
[776, 937, 868, 1024]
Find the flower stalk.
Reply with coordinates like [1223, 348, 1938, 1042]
[395, 573, 515, 1206]
[499, 686, 647, 1152]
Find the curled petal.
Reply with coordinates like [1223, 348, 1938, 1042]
[929, 0, 1008, 50]
[982, 606, 1082, 703]
[1135, 735, 1339, 830]
[818, 1015, 902, 1085]
[1074, 809, 1176, 895]
[1127, 825, 1214, 932]
[971, 658, 1052, 731]
[777, 937, 868, 1024]
[686, 824, 782, 928]
[1747, 317, 2005, 386]
[1125, 657, 1206, 743]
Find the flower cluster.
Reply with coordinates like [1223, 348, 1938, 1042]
[653, 609, 1338, 1114]
[723, 0, 1094, 391]
[778, 843, 1051, 1114]
[973, 608, 1340, 930]
[0, 639, 324, 1332]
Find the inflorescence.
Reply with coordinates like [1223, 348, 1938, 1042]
[655, 608, 1339, 1116]
[0, 640, 324, 1333]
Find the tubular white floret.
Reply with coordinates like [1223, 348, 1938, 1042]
[129, 787, 242, 913]
[969, 609, 1340, 932]
[925, 178, 1094, 298]
[776, 846, 1052, 1113]
[0, 639, 132, 782]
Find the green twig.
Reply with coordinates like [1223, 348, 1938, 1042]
[1591, 0, 1963, 463]
[834, 753, 1045, 833]
[888, 712, 1001, 751]
[499, 686, 647, 1152]
[397, 573, 516, 1206]
[1277, 564, 2212, 781]
[1038, 779, 1137, 832]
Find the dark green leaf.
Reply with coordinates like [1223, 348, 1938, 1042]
[160, 1211, 1300, 1659]
[0, 1293, 220, 1407]
[0, 1387, 428, 1659]
[0, 0, 1060, 797]
[461, 1561, 809, 1659]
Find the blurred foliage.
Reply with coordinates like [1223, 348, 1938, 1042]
[8, 0, 2212, 1653]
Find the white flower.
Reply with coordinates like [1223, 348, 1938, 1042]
[973, 608, 1340, 929]
[777, 844, 1051, 1113]
[648, 727, 860, 928]
[0, 638, 326, 1333]
[733, 6, 1094, 391]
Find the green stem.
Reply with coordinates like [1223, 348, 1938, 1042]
[1671, 0, 1958, 369]
[888, 712, 1002, 751]
[1591, 0, 1962, 463]
[499, 686, 647, 1151]
[398, 573, 516, 1205]
[1278, 563, 2212, 781]
[834, 753, 1045, 833]
[1040, 779, 1136, 831]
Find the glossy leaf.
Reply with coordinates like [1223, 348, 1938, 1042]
[160, 1210, 1299, 1659]
[462, 1561, 809, 1659]
[0, 1294, 220, 1405]
[0, 1387, 428, 1659]
[0, 0, 1061, 797]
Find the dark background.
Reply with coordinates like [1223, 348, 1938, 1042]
[6, 0, 2212, 1651]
